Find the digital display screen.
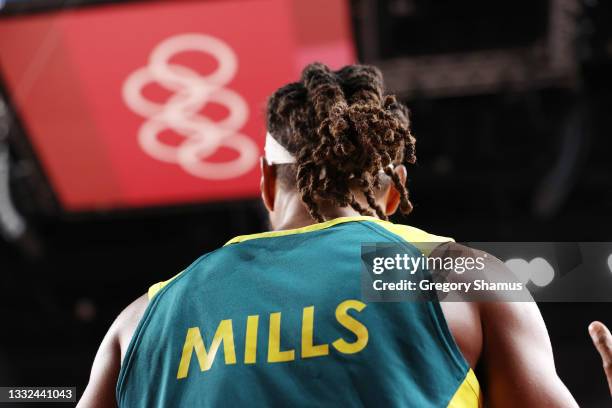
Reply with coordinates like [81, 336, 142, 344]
[0, 0, 354, 210]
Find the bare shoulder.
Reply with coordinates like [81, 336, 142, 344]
[431, 241, 507, 271]
[432, 243, 577, 406]
[77, 294, 148, 408]
[431, 241, 539, 329]
[115, 294, 149, 361]
[431, 241, 531, 299]
[428, 242, 487, 369]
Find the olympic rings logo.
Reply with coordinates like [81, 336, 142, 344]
[122, 33, 259, 180]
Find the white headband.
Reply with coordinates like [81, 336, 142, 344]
[264, 131, 395, 177]
[264, 132, 296, 164]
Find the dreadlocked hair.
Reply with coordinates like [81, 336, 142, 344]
[266, 62, 416, 222]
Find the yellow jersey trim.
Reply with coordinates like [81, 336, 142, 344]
[148, 271, 183, 300]
[373, 220, 454, 255]
[224, 216, 378, 245]
[447, 368, 482, 407]
[224, 215, 453, 250]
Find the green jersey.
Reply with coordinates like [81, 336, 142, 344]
[117, 216, 480, 407]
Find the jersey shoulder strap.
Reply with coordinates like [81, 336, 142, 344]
[147, 271, 183, 300]
[373, 219, 454, 255]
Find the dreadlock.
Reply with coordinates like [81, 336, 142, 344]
[266, 62, 416, 222]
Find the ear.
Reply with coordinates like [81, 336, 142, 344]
[260, 157, 277, 212]
[384, 164, 407, 215]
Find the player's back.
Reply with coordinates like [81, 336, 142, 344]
[116, 216, 480, 407]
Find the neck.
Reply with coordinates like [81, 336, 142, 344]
[271, 192, 378, 231]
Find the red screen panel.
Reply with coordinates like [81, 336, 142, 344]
[0, 0, 355, 211]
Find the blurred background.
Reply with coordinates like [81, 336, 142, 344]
[0, 0, 611, 405]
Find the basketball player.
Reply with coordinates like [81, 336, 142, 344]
[79, 63, 609, 407]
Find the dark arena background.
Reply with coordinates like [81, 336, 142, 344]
[0, 0, 611, 406]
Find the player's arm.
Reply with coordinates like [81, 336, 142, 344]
[77, 294, 148, 408]
[478, 256, 578, 407]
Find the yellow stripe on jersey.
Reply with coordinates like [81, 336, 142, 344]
[374, 220, 454, 255]
[224, 216, 380, 245]
[148, 271, 184, 300]
[448, 369, 482, 407]
[224, 215, 453, 251]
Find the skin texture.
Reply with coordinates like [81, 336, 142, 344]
[431, 243, 578, 406]
[79, 162, 612, 407]
[589, 321, 612, 397]
[78, 295, 148, 407]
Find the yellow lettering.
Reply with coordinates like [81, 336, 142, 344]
[301, 306, 329, 358]
[267, 312, 295, 362]
[332, 300, 369, 354]
[244, 315, 259, 364]
[177, 300, 368, 377]
[176, 321, 236, 379]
